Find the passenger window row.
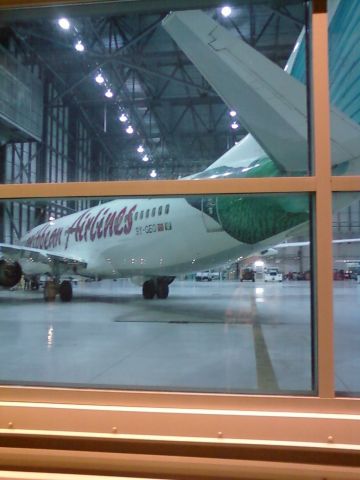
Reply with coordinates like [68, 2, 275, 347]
[134, 204, 170, 222]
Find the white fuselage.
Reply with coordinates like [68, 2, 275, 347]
[19, 197, 249, 279]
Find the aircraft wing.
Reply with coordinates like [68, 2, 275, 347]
[163, 10, 360, 174]
[275, 238, 360, 249]
[0, 243, 87, 272]
[258, 238, 360, 257]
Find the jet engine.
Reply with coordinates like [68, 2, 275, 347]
[0, 259, 22, 288]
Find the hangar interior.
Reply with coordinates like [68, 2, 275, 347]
[0, 0, 359, 396]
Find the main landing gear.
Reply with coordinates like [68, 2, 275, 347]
[43, 280, 73, 302]
[142, 279, 169, 300]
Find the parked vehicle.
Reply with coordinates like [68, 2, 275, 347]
[264, 268, 283, 282]
[240, 268, 255, 282]
[195, 271, 212, 281]
[210, 271, 220, 280]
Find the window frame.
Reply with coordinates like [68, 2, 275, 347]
[1, 0, 360, 477]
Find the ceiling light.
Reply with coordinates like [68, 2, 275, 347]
[119, 113, 127, 122]
[229, 110, 236, 117]
[221, 6, 232, 17]
[231, 121, 239, 129]
[150, 169, 157, 178]
[75, 40, 85, 52]
[137, 145, 144, 153]
[126, 125, 134, 134]
[142, 154, 149, 162]
[105, 88, 113, 98]
[58, 18, 71, 30]
[95, 73, 104, 84]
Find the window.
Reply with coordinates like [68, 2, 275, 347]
[158, 206, 163, 216]
[145, 209, 149, 218]
[0, 194, 312, 393]
[165, 204, 170, 214]
[151, 207, 156, 217]
[333, 192, 360, 396]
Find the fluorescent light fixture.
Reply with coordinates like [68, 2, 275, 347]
[229, 110, 237, 117]
[75, 40, 85, 52]
[221, 6, 232, 17]
[126, 125, 134, 134]
[119, 113, 127, 122]
[58, 18, 70, 30]
[231, 121, 239, 129]
[105, 88, 113, 98]
[137, 145, 144, 153]
[150, 169, 157, 178]
[142, 154, 149, 162]
[95, 73, 104, 84]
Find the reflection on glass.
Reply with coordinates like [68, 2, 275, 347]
[0, 2, 308, 184]
[0, 194, 312, 393]
[333, 193, 360, 395]
[329, 0, 360, 176]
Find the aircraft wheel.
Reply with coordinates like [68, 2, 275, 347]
[59, 280, 73, 302]
[143, 280, 156, 299]
[44, 281, 57, 302]
[156, 282, 169, 299]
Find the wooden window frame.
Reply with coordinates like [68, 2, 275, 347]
[1, 1, 360, 477]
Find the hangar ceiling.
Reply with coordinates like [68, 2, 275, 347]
[1, 1, 305, 180]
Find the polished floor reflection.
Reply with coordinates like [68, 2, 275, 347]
[0, 279, 326, 393]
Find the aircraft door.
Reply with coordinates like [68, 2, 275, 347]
[201, 197, 223, 232]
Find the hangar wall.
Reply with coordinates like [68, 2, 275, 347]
[0, 33, 114, 243]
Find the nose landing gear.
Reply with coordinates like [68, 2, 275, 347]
[43, 279, 73, 302]
[59, 280, 73, 302]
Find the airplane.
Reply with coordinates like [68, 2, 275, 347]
[0, 0, 359, 302]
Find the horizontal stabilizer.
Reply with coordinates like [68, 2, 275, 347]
[163, 10, 360, 174]
[163, 10, 307, 173]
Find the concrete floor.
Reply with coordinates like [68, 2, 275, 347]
[0, 279, 358, 395]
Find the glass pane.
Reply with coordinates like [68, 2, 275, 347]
[0, 194, 313, 393]
[333, 192, 360, 395]
[329, 0, 360, 177]
[0, 1, 309, 184]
